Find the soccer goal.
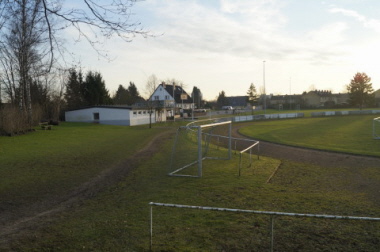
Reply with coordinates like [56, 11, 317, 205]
[373, 117, 380, 140]
[169, 120, 232, 178]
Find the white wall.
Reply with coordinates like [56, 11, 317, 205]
[65, 107, 157, 126]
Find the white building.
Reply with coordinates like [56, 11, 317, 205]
[150, 83, 194, 118]
[65, 106, 163, 126]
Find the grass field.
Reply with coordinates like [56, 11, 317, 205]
[0, 123, 164, 210]
[2, 121, 379, 251]
[239, 114, 380, 157]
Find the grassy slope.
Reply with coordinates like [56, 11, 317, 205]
[0, 122, 163, 208]
[239, 115, 380, 157]
[7, 124, 380, 251]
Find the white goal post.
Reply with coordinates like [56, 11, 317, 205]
[373, 117, 380, 140]
[169, 120, 232, 178]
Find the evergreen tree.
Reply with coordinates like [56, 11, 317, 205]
[246, 83, 258, 106]
[127, 82, 141, 105]
[216, 90, 229, 108]
[82, 71, 112, 106]
[192, 86, 203, 108]
[65, 69, 84, 110]
[113, 84, 130, 105]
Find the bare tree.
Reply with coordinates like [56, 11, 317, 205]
[0, 0, 148, 130]
[144, 74, 158, 128]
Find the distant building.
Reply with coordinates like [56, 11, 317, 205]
[226, 96, 249, 108]
[301, 90, 349, 108]
[269, 94, 303, 109]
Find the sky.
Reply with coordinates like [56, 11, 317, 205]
[67, 0, 380, 100]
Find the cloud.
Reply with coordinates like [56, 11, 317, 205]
[329, 8, 380, 33]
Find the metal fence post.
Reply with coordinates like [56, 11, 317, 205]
[239, 153, 242, 176]
[270, 216, 275, 252]
[150, 206, 153, 251]
[198, 126, 202, 177]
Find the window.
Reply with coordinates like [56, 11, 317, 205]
[165, 95, 169, 100]
[138, 111, 142, 114]
[154, 95, 159, 100]
[93, 112, 99, 120]
[133, 111, 137, 115]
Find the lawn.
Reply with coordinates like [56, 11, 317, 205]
[239, 114, 380, 157]
[4, 122, 380, 251]
[0, 122, 165, 210]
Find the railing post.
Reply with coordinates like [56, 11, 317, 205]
[150, 205, 153, 251]
[249, 148, 252, 167]
[228, 122, 232, 159]
[257, 143, 260, 160]
[198, 126, 202, 177]
[239, 153, 242, 176]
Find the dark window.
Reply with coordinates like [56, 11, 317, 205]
[93, 113, 100, 120]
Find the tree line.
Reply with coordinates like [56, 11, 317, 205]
[0, 0, 147, 135]
[214, 72, 376, 110]
[64, 68, 143, 111]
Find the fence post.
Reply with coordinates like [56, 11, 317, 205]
[198, 126, 202, 177]
[150, 206, 153, 251]
[239, 153, 242, 176]
[270, 216, 275, 252]
[257, 143, 260, 160]
[249, 148, 252, 167]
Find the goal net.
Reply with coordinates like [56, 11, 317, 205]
[169, 120, 232, 177]
[373, 117, 380, 140]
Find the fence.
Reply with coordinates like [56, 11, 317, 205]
[311, 109, 380, 117]
[233, 112, 304, 122]
[149, 202, 380, 251]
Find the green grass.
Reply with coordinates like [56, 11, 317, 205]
[0, 122, 165, 208]
[239, 115, 380, 157]
[5, 124, 380, 251]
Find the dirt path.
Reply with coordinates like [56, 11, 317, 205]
[0, 130, 173, 248]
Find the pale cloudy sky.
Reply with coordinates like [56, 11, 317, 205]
[69, 0, 380, 100]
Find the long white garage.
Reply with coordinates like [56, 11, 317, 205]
[65, 106, 164, 126]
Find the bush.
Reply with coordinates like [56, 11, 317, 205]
[0, 104, 43, 136]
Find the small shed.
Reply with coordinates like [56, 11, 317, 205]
[65, 106, 161, 126]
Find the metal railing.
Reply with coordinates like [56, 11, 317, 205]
[149, 202, 380, 251]
[238, 140, 260, 176]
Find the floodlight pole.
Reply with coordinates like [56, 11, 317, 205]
[263, 60, 266, 115]
[289, 77, 292, 110]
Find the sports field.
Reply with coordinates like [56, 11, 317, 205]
[239, 114, 380, 157]
[1, 120, 379, 251]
